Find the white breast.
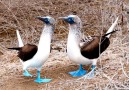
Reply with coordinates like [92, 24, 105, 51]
[22, 31, 52, 70]
[67, 33, 92, 65]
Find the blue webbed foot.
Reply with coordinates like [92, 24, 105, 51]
[34, 78, 52, 83]
[23, 70, 33, 77]
[69, 69, 87, 77]
[68, 64, 87, 77]
[34, 70, 52, 83]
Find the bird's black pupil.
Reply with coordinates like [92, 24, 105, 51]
[44, 18, 50, 24]
[67, 17, 75, 24]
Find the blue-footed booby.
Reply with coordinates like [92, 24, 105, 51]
[59, 15, 118, 78]
[8, 16, 55, 83]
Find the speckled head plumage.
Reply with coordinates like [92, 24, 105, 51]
[59, 15, 82, 28]
[37, 16, 55, 25]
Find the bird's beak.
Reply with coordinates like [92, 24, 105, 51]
[58, 17, 70, 24]
[36, 16, 44, 21]
[36, 16, 49, 24]
[58, 17, 67, 20]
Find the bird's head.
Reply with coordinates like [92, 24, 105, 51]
[36, 16, 55, 25]
[59, 15, 82, 25]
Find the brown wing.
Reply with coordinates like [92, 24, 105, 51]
[80, 36, 94, 48]
[18, 44, 38, 61]
[81, 36, 110, 59]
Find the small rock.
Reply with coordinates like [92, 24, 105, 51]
[0, 51, 3, 55]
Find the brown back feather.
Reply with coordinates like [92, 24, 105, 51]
[81, 36, 110, 59]
[18, 44, 38, 61]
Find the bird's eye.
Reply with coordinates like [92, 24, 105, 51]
[68, 17, 73, 21]
[44, 18, 48, 22]
[68, 17, 75, 24]
[43, 18, 50, 24]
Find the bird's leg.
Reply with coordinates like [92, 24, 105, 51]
[83, 59, 97, 79]
[23, 70, 33, 77]
[34, 70, 51, 83]
[68, 64, 87, 77]
[89, 65, 96, 78]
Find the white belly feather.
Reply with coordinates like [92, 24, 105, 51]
[22, 34, 51, 70]
[67, 34, 92, 65]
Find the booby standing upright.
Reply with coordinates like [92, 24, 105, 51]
[59, 15, 118, 77]
[8, 16, 55, 83]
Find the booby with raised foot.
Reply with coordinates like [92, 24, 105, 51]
[59, 15, 118, 78]
[8, 16, 55, 83]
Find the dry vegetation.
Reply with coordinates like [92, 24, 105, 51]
[0, 0, 129, 90]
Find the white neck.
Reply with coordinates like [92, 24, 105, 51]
[67, 24, 82, 57]
[67, 24, 92, 65]
[68, 24, 81, 47]
[38, 25, 54, 52]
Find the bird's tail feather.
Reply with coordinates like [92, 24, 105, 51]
[103, 29, 119, 37]
[16, 30, 24, 47]
[106, 17, 119, 38]
[8, 47, 21, 50]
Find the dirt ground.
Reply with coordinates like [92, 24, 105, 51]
[1, 0, 129, 90]
[0, 39, 129, 90]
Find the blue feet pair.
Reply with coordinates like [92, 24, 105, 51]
[68, 64, 96, 78]
[23, 70, 51, 83]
